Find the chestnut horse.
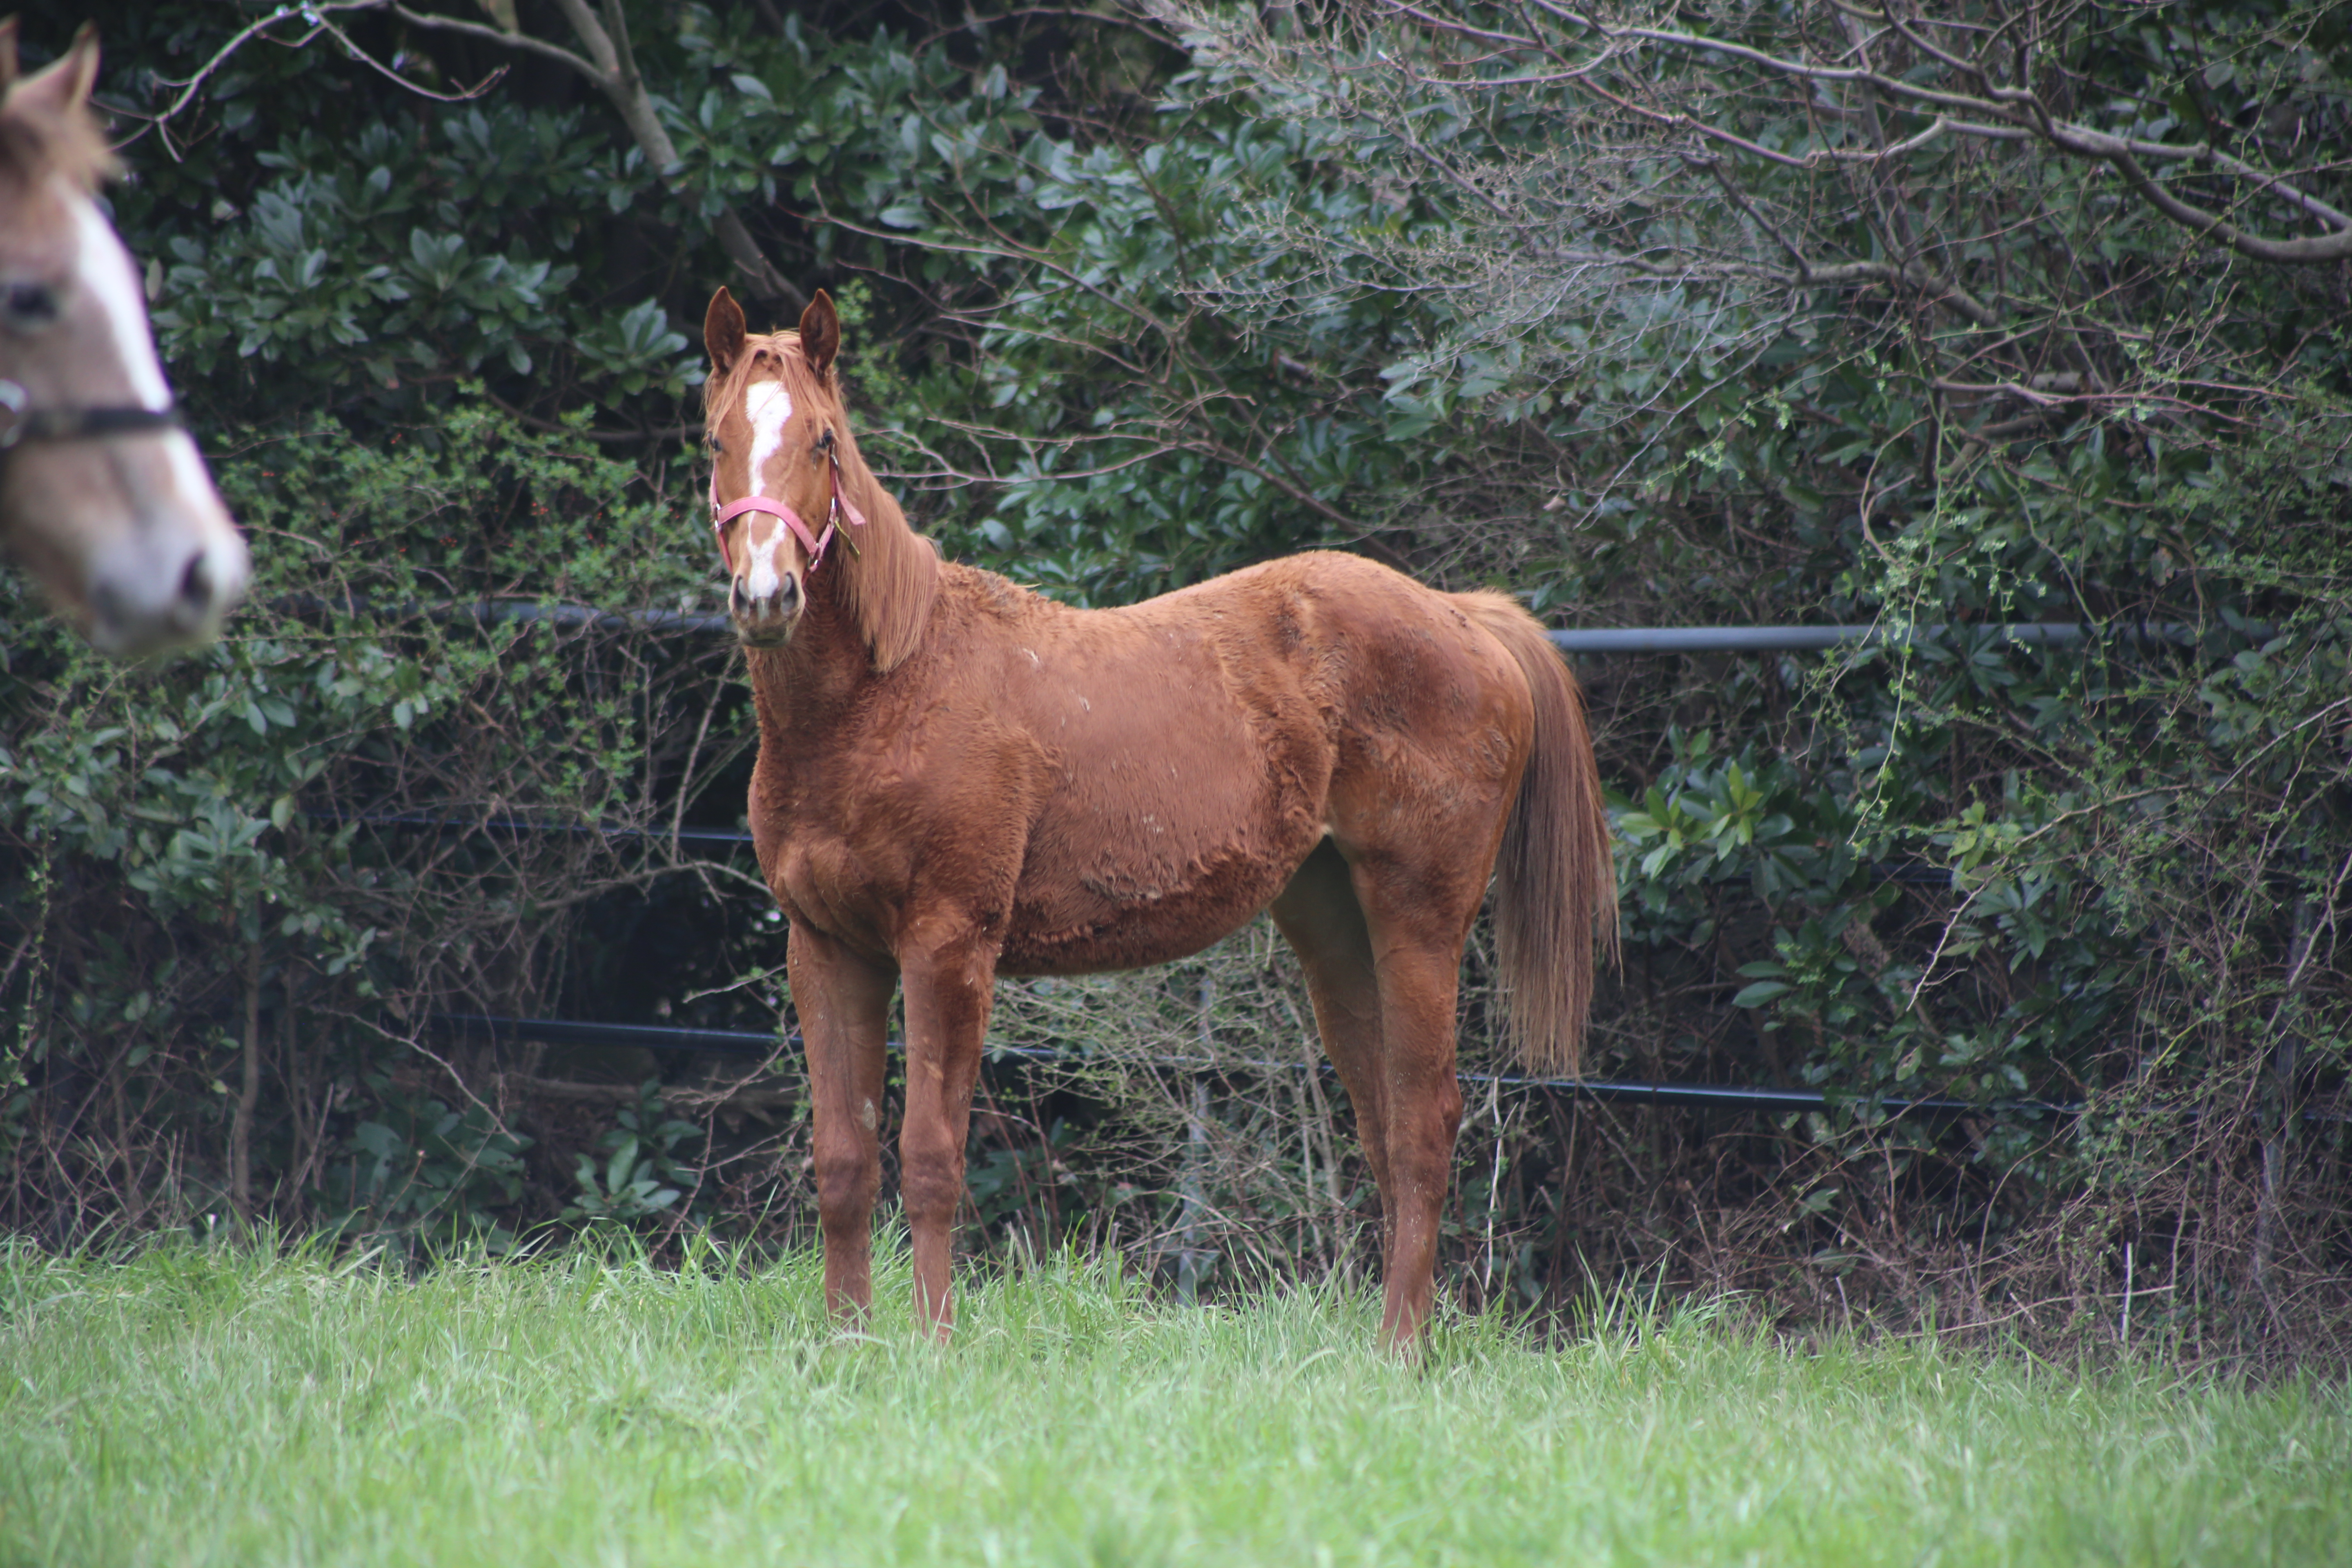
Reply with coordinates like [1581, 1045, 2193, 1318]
[704, 287, 1615, 1349]
[0, 22, 247, 655]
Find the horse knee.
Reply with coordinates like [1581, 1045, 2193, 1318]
[899, 1131, 965, 1227]
[813, 1145, 878, 1233]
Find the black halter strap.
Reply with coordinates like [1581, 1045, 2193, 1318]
[0, 379, 184, 462]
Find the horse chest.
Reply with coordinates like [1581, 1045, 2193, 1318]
[757, 762, 1028, 952]
[751, 756, 907, 936]
[765, 826, 897, 945]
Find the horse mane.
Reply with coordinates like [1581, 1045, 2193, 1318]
[704, 329, 941, 673]
[0, 49, 116, 194]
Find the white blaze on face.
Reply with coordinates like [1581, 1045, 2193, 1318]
[62, 178, 249, 637]
[740, 378, 795, 602]
[69, 184, 238, 527]
[67, 185, 172, 412]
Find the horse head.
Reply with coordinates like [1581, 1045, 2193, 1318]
[702, 287, 858, 648]
[0, 22, 248, 655]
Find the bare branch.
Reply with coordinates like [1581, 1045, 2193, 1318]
[310, 11, 507, 104]
[396, 1, 806, 306]
[390, 2, 603, 81]
[2100, 147, 2352, 265]
[1506, 0, 2352, 264]
[120, 0, 497, 157]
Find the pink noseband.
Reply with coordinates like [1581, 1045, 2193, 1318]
[708, 428, 869, 575]
[712, 492, 829, 571]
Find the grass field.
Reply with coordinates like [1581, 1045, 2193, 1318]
[2, 1239, 2345, 1567]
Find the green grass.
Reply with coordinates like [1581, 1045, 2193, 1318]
[1, 1238, 2344, 1567]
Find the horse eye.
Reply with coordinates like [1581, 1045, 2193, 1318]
[0, 282, 61, 333]
[706, 435, 725, 456]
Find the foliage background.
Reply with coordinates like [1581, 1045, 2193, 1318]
[2, 0, 2346, 1362]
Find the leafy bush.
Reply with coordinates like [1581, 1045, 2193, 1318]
[3, 0, 2346, 1356]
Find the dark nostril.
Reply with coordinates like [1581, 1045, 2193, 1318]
[177, 551, 215, 617]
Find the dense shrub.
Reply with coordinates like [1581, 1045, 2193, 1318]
[3, 0, 2346, 1359]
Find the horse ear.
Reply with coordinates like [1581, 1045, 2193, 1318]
[800, 290, 841, 379]
[10, 23, 100, 117]
[704, 287, 748, 376]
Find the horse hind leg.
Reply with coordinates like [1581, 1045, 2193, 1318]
[1269, 841, 1400, 1294]
[1356, 927, 1466, 1352]
[1283, 833, 1483, 1352]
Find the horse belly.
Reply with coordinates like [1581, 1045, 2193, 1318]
[997, 674, 1329, 976]
[998, 839, 1309, 975]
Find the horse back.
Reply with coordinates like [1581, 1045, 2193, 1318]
[964, 552, 1530, 973]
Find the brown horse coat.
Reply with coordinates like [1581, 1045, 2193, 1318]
[704, 288, 1613, 1348]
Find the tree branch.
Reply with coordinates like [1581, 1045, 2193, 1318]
[394, 1, 806, 306]
[123, 1, 498, 158]
[391, 2, 601, 81]
[1543, 243, 2003, 329]
[2101, 147, 2352, 265]
[1507, 0, 2352, 266]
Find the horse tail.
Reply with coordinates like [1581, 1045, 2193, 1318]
[1459, 593, 1618, 1076]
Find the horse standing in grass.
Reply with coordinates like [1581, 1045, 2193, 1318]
[0, 22, 246, 655]
[703, 287, 1615, 1350]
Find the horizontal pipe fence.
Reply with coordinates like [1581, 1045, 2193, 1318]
[330, 597, 2272, 655]
[434, 1012, 2079, 1120]
[381, 619, 2262, 1127]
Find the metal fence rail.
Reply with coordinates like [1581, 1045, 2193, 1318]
[435, 1013, 2078, 1121]
[312, 809, 753, 847]
[402, 600, 2262, 655]
[334, 807, 1957, 885]
[1544, 621, 2254, 654]
[390, 619, 2269, 1128]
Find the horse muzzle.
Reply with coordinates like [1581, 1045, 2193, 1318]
[3, 420, 252, 656]
[85, 508, 249, 657]
[730, 566, 802, 646]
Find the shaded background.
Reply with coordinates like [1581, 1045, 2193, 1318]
[2, 0, 2347, 1363]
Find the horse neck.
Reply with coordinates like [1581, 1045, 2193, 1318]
[741, 481, 938, 734]
[825, 440, 938, 673]
[744, 564, 877, 736]
[733, 393, 940, 724]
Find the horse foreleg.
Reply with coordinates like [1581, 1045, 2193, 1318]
[898, 939, 995, 1341]
[788, 923, 896, 1325]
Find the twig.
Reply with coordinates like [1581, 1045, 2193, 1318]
[393, 1, 806, 306]
[115, 0, 498, 157]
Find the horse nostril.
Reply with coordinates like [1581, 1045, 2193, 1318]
[177, 551, 215, 617]
[728, 572, 801, 625]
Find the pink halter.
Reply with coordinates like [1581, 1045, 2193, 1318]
[709, 428, 869, 574]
